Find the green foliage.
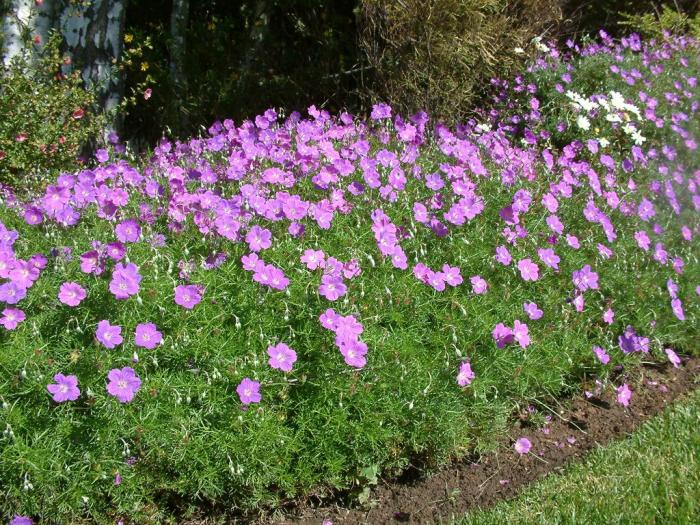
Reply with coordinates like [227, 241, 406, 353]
[619, 4, 700, 39]
[458, 389, 700, 525]
[357, 0, 563, 123]
[0, 33, 105, 193]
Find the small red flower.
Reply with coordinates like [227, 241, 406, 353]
[72, 108, 85, 120]
[143, 88, 152, 100]
[0, 151, 5, 160]
[15, 133, 27, 143]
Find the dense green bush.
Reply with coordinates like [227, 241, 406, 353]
[0, 33, 105, 193]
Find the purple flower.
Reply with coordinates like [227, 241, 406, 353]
[58, 282, 86, 307]
[115, 219, 141, 243]
[174, 284, 202, 309]
[0, 307, 25, 330]
[572, 265, 599, 292]
[492, 323, 514, 348]
[518, 259, 540, 281]
[592, 346, 610, 364]
[338, 338, 368, 368]
[0, 281, 27, 304]
[442, 264, 463, 287]
[236, 377, 262, 405]
[665, 348, 681, 368]
[603, 308, 614, 325]
[319, 274, 347, 301]
[495, 246, 512, 265]
[106, 367, 142, 403]
[371, 103, 392, 120]
[513, 320, 530, 349]
[457, 361, 475, 387]
[671, 298, 685, 321]
[267, 343, 297, 372]
[514, 437, 531, 455]
[566, 234, 580, 249]
[9, 516, 33, 525]
[106, 242, 126, 260]
[109, 263, 141, 300]
[616, 384, 632, 407]
[134, 322, 163, 349]
[246, 225, 272, 252]
[301, 249, 325, 270]
[470, 275, 488, 294]
[537, 248, 560, 270]
[523, 302, 543, 320]
[96, 320, 123, 349]
[573, 294, 585, 312]
[47, 373, 80, 403]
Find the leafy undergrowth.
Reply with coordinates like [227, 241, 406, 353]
[457, 388, 700, 525]
[1, 31, 698, 524]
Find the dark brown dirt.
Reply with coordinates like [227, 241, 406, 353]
[277, 357, 700, 525]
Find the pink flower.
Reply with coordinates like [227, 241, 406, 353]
[457, 361, 475, 387]
[523, 302, 543, 320]
[174, 284, 202, 309]
[0, 307, 25, 330]
[319, 274, 347, 301]
[470, 275, 488, 294]
[134, 323, 163, 349]
[665, 348, 681, 368]
[603, 308, 614, 325]
[513, 320, 530, 349]
[492, 323, 514, 348]
[246, 225, 272, 252]
[442, 264, 463, 287]
[58, 282, 86, 307]
[518, 259, 539, 281]
[267, 343, 297, 372]
[236, 377, 261, 405]
[514, 437, 531, 455]
[106, 367, 141, 403]
[301, 249, 325, 270]
[115, 219, 141, 243]
[47, 373, 80, 402]
[96, 320, 123, 349]
[616, 383, 632, 407]
[592, 345, 610, 364]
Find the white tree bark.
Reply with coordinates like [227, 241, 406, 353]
[58, 0, 126, 116]
[2, 0, 34, 65]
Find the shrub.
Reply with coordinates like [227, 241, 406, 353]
[619, 4, 700, 39]
[357, 0, 563, 122]
[0, 32, 105, 193]
[0, 31, 698, 524]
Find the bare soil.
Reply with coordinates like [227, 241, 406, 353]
[280, 357, 700, 525]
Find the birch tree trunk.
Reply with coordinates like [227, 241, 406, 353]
[2, 0, 35, 65]
[58, 0, 127, 121]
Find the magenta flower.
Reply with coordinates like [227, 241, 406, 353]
[442, 264, 463, 287]
[319, 308, 339, 330]
[592, 346, 610, 364]
[245, 225, 272, 252]
[616, 383, 632, 407]
[47, 373, 80, 403]
[0, 307, 25, 330]
[492, 323, 514, 348]
[495, 245, 512, 265]
[537, 248, 560, 270]
[470, 275, 488, 294]
[566, 234, 580, 249]
[174, 284, 202, 309]
[134, 322, 163, 349]
[523, 302, 543, 320]
[514, 437, 531, 455]
[338, 338, 368, 368]
[517, 259, 539, 281]
[572, 264, 599, 292]
[573, 294, 585, 312]
[236, 377, 262, 405]
[109, 263, 141, 300]
[96, 320, 123, 349]
[0, 281, 27, 304]
[301, 249, 325, 270]
[671, 298, 685, 321]
[457, 361, 475, 387]
[106, 367, 142, 403]
[319, 274, 347, 301]
[665, 348, 681, 368]
[58, 282, 86, 307]
[267, 343, 297, 372]
[9, 516, 33, 525]
[106, 242, 126, 260]
[603, 308, 615, 325]
[513, 320, 530, 349]
[115, 219, 141, 243]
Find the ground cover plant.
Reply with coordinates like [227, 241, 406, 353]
[0, 30, 698, 524]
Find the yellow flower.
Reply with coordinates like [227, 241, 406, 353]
[124, 33, 134, 43]
[140, 62, 150, 71]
